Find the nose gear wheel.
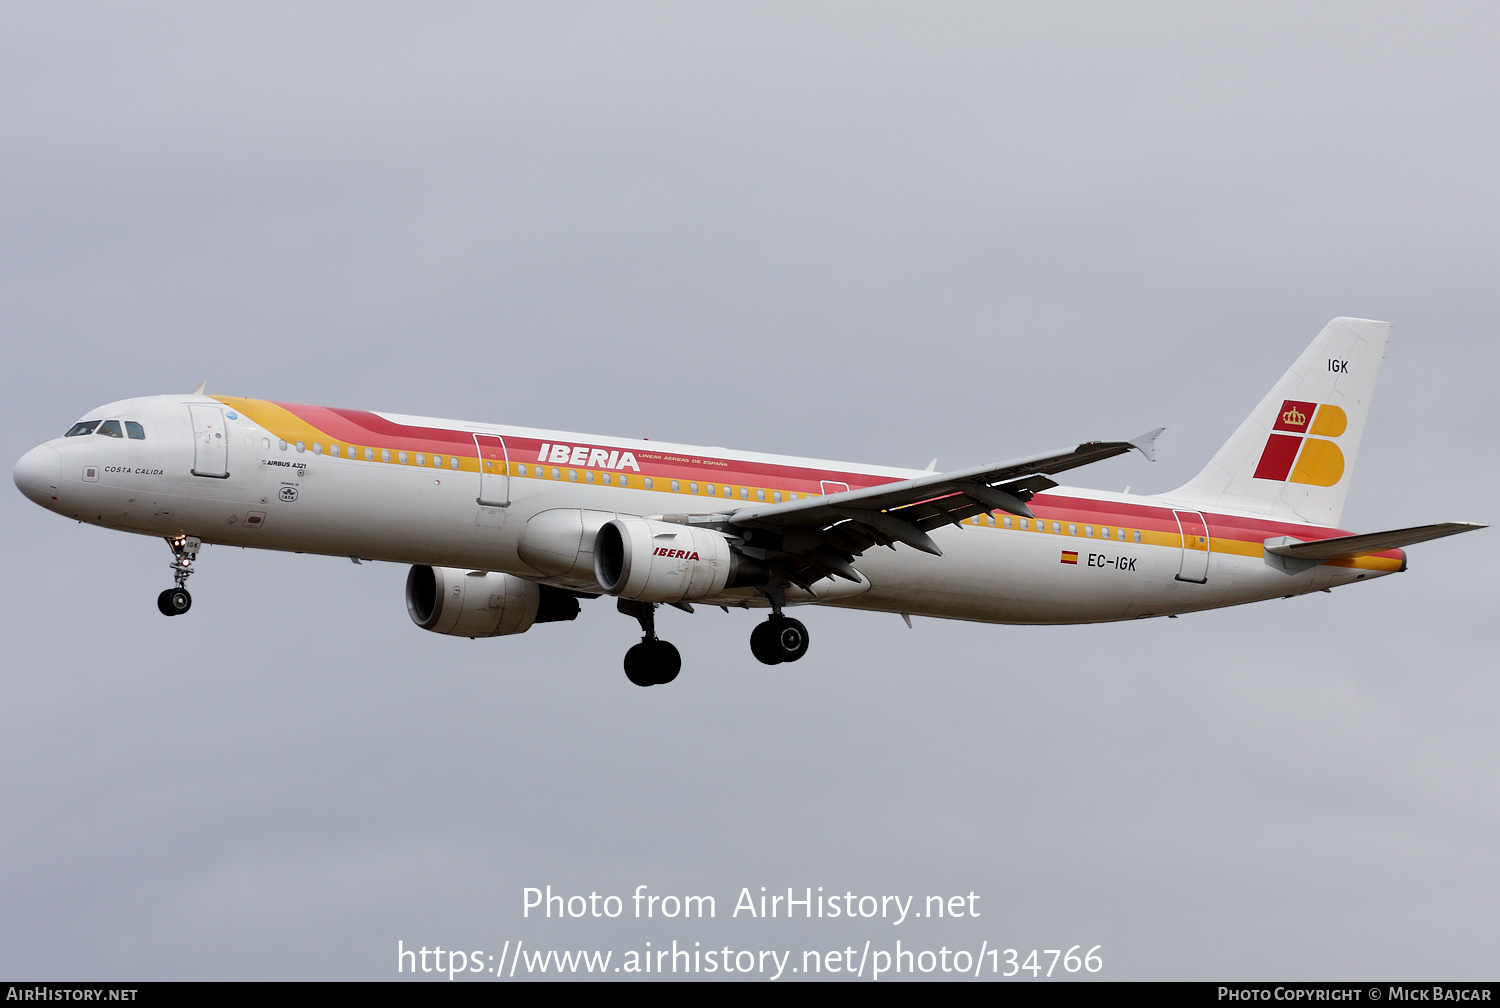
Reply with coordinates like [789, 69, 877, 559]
[157, 588, 192, 616]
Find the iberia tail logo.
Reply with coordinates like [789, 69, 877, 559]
[1253, 400, 1347, 486]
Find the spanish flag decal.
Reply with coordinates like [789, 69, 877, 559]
[1061, 551, 1079, 565]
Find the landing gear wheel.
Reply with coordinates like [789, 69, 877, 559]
[754, 615, 809, 664]
[750, 621, 784, 665]
[624, 639, 681, 687]
[157, 588, 192, 616]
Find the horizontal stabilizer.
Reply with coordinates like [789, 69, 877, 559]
[1264, 522, 1485, 561]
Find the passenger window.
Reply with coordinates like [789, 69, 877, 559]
[450, 457, 459, 470]
[644, 478, 653, 490]
[280, 440, 288, 451]
[1003, 516, 1013, 528]
[601, 472, 610, 485]
[788, 493, 798, 500]
[365, 448, 374, 461]
[98, 420, 123, 438]
[773, 491, 782, 503]
[296, 441, 306, 453]
[260, 437, 270, 450]
[1018, 518, 1028, 530]
[988, 515, 997, 527]
[514, 462, 525, 476]
[313, 442, 323, 455]
[756, 489, 765, 502]
[330, 445, 341, 457]
[1068, 523, 1076, 535]
[618, 475, 629, 487]
[127, 422, 147, 440]
[1052, 521, 1061, 534]
[568, 469, 578, 481]
[64, 421, 100, 437]
[399, 451, 408, 464]
[1133, 530, 1142, 543]
[550, 467, 560, 479]
[416, 453, 425, 466]
[690, 482, 699, 493]
[1085, 525, 1093, 537]
[706, 485, 716, 496]
[739, 487, 749, 500]
[382, 449, 392, 462]
[671, 480, 680, 492]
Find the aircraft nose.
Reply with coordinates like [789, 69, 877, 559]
[14, 445, 62, 506]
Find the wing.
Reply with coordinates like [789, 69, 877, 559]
[670, 429, 1163, 590]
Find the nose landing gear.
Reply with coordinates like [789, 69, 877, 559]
[617, 599, 681, 687]
[157, 535, 200, 617]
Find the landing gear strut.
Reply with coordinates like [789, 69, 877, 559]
[157, 535, 200, 617]
[750, 585, 810, 665]
[618, 600, 681, 687]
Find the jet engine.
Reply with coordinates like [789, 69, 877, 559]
[593, 516, 767, 602]
[405, 565, 580, 637]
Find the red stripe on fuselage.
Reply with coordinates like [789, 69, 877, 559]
[266, 402, 1398, 561]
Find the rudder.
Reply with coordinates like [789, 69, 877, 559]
[1168, 317, 1389, 527]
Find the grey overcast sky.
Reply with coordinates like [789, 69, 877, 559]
[2, 2, 1495, 981]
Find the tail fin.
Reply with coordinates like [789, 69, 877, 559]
[1169, 317, 1389, 527]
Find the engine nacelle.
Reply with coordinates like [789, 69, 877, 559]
[405, 566, 580, 637]
[517, 508, 618, 588]
[594, 516, 766, 602]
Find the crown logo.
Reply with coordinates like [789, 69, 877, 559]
[1281, 405, 1306, 426]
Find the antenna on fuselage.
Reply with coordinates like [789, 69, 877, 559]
[193, 381, 207, 396]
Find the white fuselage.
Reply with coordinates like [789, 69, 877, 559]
[13, 394, 1401, 627]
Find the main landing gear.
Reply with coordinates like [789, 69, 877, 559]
[749, 614, 809, 665]
[614, 589, 813, 686]
[157, 535, 200, 617]
[748, 583, 810, 666]
[618, 600, 681, 687]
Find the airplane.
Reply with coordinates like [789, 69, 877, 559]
[12, 317, 1483, 687]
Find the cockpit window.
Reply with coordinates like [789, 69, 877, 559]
[98, 420, 124, 438]
[64, 421, 100, 437]
[124, 421, 145, 440]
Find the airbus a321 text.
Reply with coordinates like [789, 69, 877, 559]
[14, 318, 1482, 686]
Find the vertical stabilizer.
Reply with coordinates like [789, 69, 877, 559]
[1168, 317, 1388, 527]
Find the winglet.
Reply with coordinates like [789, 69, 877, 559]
[193, 381, 207, 396]
[1128, 427, 1165, 462]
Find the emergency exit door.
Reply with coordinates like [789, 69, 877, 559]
[474, 434, 510, 507]
[1172, 510, 1210, 583]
